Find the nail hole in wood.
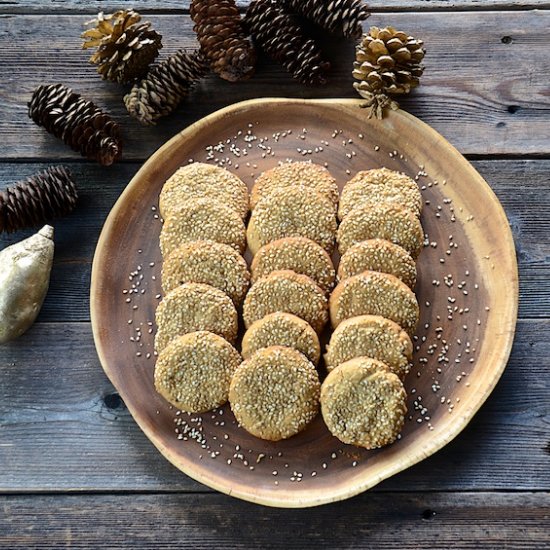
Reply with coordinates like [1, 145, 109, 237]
[501, 36, 513, 44]
[421, 509, 437, 520]
[104, 392, 124, 410]
[507, 105, 520, 114]
[496, 122, 506, 128]
[545, 442, 550, 456]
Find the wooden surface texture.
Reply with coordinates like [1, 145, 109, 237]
[0, 0, 548, 545]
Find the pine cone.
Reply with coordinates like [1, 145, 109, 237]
[28, 84, 122, 166]
[190, 0, 257, 82]
[124, 50, 209, 125]
[0, 166, 78, 234]
[244, 0, 330, 86]
[283, 0, 370, 39]
[353, 26, 425, 118]
[82, 10, 162, 84]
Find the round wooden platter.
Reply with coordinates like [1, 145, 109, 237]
[91, 98, 518, 508]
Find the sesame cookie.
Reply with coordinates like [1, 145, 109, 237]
[247, 187, 337, 255]
[229, 346, 321, 441]
[242, 312, 321, 365]
[250, 161, 339, 210]
[243, 270, 328, 333]
[155, 283, 238, 352]
[159, 197, 246, 257]
[329, 271, 419, 335]
[324, 315, 413, 379]
[337, 239, 417, 289]
[154, 331, 242, 413]
[337, 203, 424, 259]
[251, 237, 336, 295]
[320, 357, 407, 449]
[162, 240, 250, 305]
[338, 167, 422, 220]
[159, 162, 249, 220]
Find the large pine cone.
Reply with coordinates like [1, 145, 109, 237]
[0, 166, 78, 234]
[190, 0, 257, 82]
[28, 84, 122, 166]
[283, 0, 370, 39]
[82, 10, 162, 84]
[353, 26, 425, 118]
[124, 50, 209, 125]
[244, 0, 330, 86]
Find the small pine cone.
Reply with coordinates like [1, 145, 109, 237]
[28, 84, 122, 166]
[353, 26, 425, 118]
[190, 0, 257, 82]
[82, 10, 163, 84]
[0, 166, 78, 234]
[244, 0, 330, 86]
[124, 50, 209, 125]
[283, 0, 370, 39]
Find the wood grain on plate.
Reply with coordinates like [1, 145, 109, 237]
[90, 98, 517, 507]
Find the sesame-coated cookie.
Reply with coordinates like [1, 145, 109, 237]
[242, 312, 321, 365]
[250, 161, 339, 210]
[337, 203, 424, 259]
[324, 315, 413, 379]
[243, 270, 328, 334]
[337, 239, 417, 289]
[159, 162, 249, 220]
[162, 240, 250, 305]
[155, 283, 238, 352]
[229, 346, 321, 441]
[159, 197, 246, 257]
[338, 167, 422, 220]
[320, 357, 407, 449]
[251, 237, 336, 295]
[154, 331, 242, 413]
[329, 271, 419, 335]
[247, 187, 337, 255]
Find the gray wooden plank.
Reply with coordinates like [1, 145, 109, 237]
[1, 159, 547, 321]
[1, 1, 549, 14]
[0, 320, 547, 493]
[0, 12, 549, 157]
[0, 492, 549, 549]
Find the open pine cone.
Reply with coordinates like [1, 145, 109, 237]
[82, 10, 162, 84]
[190, 0, 257, 82]
[245, 0, 330, 86]
[353, 26, 425, 118]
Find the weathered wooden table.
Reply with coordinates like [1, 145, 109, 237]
[1, 1, 549, 547]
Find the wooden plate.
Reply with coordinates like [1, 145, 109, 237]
[91, 98, 518, 508]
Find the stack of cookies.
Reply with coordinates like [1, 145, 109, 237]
[153, 163, 250, 413]
[232, 162, 339, 441]
[320, 168, 424, 449]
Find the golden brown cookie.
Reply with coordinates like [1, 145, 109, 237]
[337, 238, 417, 289]
[243, 270, 328, 333]
[155, 283, 238, 352]
[229, 346, 320, 441]
[251, 237, 336, 295]
[250, 161, 338, 210]
[329, 271, 419, 335]
[247, 187, 337, 255]
[159, 197, 246, 257]
[324, 315, 413, 379]
[159, 162, 249, 220]
[320, 357, 407, 449]
[337, 203, 424, 259]
[242, 312, 321, 365]
[338, 167, 422, 220]
[154, 331, 242, 413]
[161, 240, 250, 305]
